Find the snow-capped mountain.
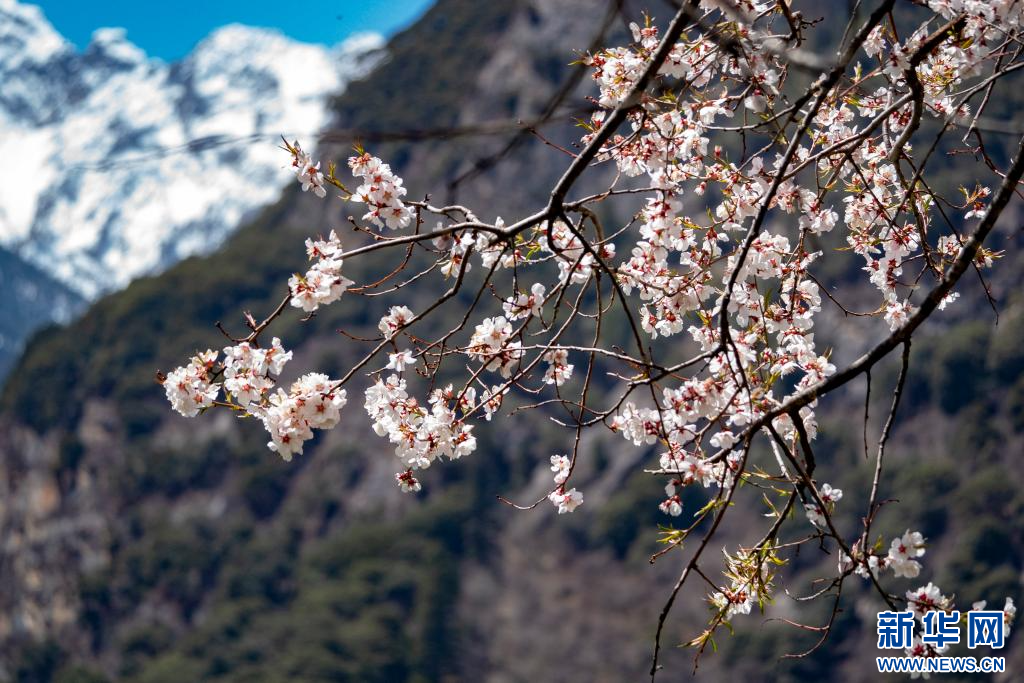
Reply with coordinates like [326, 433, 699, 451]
[0, 0, 381, 298]
[0, 0, 382, 382]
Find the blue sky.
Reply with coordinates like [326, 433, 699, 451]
[32, 0, 434, 60]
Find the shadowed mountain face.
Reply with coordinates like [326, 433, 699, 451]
[1, 1, 1024, 681]
[0, 0, 381, 382]
[0, 246, 82, 380]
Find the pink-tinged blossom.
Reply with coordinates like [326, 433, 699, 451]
[906, 582, 948, 619]
[256, 373, 347, 461]
[289, 230, 355, 312]
[542, 349, 574, 387]
[610, 402, 661, 446]
[222, 337, 292, 408]
[298, 161, 327, 198]
[804, 504, 826, 528]
[548, 487, 583, 514]
[503, 282, 546, 320]
[288, 141, 328, 198]
[937, 292, 960, 311]
[379, 305, 414, 339]
[905, 636, 946, 667]
[396, 470, 422, 493]
[659, 495, 683, 517]
[477, 385, 508, 421]
[439, 231, 475, 278]
[863, 26, 887, 57]
[550, 454, 571, 484]
[804, 482, 843, 529]
[386, 349, 415, 373]
[888, 530, 926, 579]
[164, 5, 1024, 653]
[744, 92, 767, 113]
[468, 316, 523, 378]
[348, 152, 413, 230]
[711, 575, 758, 620]
[364, 375, 478, 475]
[163, 350, 220, 417]
[883, 296, 913, 331]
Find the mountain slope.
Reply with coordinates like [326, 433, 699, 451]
[0, 1, 625, 678]
[0, 246, 83, 380]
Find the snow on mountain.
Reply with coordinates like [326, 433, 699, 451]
[0, 0, 383, 299]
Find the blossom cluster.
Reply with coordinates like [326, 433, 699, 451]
[163, 350, 219, 418]
[378, 305, 414, 339]
[709, 547, 775, 620]
[804, 483, 842, 529]
[546, 454, 582, 513]
[289, 230, 355, 312]
[289, 140, 327, 198]
[161, 0, 1023, 660]
[255, 373, 347, 460]
[348, 152, 414, 230]
[548, 487, 584, 514]
[222, 337, 292, 407]
[467, 316, 524, 379]
[163, 337, 343, 460]
[364, 376, 477, 475]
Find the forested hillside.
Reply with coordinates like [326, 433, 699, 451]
[1, 1, 1023, 681]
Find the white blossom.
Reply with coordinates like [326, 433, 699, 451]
[548, 487, 583, 514]
[255, 373, 347, 461]
[379, 305, 414, 339]
[888, 530, 926, 579]
[396, 470, 422, 493]
[289, 230, 355, 312]
[163, 350, 219, 417]
[348, 152, 414, 230]
[386, 349, 415, 373]
[550, 454, 571, 484]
